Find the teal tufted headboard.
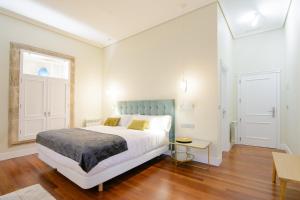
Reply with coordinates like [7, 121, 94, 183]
[117, 99, 175, 141]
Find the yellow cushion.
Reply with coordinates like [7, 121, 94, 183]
[104, 117, 120, 126]
[127, 120, 149, 131]
[144, 121, 150, 129]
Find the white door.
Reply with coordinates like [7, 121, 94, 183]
[239, 72, 280, 148]
[20, 75, 47, 141]
[47, 78, 70, 130]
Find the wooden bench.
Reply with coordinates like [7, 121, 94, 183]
[272, 152, 300, 200]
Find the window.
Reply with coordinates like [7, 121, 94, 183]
[21, 51, 70, 80]
[38, 67, 49, 76]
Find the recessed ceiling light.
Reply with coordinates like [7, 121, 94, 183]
[238, 11, 257, 24]
[251, 15, 260, 27]
[219, 0, 291, 38]
[239, 11, 261, 27]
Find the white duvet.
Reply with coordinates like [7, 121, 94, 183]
[38, 125, 169, 176]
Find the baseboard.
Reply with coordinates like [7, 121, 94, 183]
[163, 150, 222, 166]
[194, 153, 222, 166]
[0, 146, 37, 161]
[222, 143, 233, 152]
[279, 144, 293, 154]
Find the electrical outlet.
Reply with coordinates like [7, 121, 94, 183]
[181, 123, 195, 129]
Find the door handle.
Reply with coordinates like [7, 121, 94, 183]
[48, 111, 51, 117]
[222, 109, 226, 118]
[268, 107, 276, 118]
[44, 112, 47, 117]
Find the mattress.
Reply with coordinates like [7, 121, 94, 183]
[38, 125, 168, 177]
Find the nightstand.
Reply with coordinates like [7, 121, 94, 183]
[170, 138, 211, 170]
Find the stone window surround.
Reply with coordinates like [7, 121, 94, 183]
[9, 42, 75, 145]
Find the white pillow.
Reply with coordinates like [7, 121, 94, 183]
[132, 115, 172, 132]
[152, 115, 172, 132]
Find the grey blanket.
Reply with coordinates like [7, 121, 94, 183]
[36, 128, 128, 173]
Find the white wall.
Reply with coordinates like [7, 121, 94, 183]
[233, 30, 285, 74]
[285, 0, 300, 154]
[232, 29, 286, 143]
[217, 5, 233, 151]
[103, 4, 222, 165]
[0, 14, 103, 152]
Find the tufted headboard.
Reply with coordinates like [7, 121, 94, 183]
[117, 99, 175, 141]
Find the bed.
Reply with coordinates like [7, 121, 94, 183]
[37, 99, 175, 191]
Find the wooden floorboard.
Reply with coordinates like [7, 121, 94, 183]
[0, 145, 299, 200]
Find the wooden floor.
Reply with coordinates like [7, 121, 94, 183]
[0, 145, 299, 200]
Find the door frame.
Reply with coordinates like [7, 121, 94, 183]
[237, 70, 281, 148]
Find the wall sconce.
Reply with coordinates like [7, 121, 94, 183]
[179, 73, 195, 111]
[180, 77, 188, 93]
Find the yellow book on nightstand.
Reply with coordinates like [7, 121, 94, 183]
[176, 137, 192, 143]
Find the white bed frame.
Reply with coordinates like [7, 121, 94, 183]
[38, 99, 175, 191]
[38, 144, 168, 191]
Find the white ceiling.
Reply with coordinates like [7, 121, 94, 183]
[219, 0, 291, 38]
[0, 0, 292, 46]
[0, 0, 216, 47]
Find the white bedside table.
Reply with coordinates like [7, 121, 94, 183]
[170, 138, 211, 170]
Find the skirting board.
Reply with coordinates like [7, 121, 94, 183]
[279, 144, 293, 154]
[0, 146, 37, 161]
